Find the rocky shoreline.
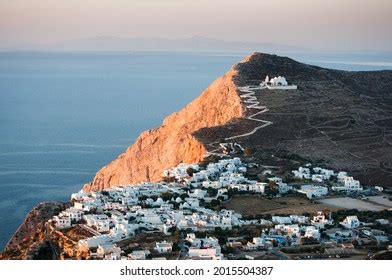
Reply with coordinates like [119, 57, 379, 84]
[0, 201, 68, 260]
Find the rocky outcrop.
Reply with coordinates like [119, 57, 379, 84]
[83, 56, 252, 191]
[0, 202, 67, 260]
[84, 51, 392, 191]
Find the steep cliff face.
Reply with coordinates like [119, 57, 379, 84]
[83, 58, 248, 191]
[0, 202, 67, 260]
[84, 51, 392, 191]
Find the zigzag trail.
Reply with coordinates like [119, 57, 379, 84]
[206, 85, 272, 154]
[225, 85, 273, 140]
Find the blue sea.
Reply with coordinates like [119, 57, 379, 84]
[0, 51, 391, 250]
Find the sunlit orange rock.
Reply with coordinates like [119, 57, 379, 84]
[82, 55, 256, 191]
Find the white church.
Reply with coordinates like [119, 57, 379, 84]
[261, 75, 297, 90]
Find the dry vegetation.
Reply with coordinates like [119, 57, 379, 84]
[223, 194, 340, 216]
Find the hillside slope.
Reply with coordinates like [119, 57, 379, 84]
[83, 55, 250, 191]
[84, 52, 392, 191]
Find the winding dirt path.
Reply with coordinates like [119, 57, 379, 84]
[225, 85, 273, 140]
[206, 85, 273, 156]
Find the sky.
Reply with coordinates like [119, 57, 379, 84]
[0, 0, 391, 52]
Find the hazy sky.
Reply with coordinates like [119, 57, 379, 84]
[0, 0, 391, 51]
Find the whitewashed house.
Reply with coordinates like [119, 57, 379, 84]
[185, 234, 219, 248]
[297, 185, 328, 199]
[268, 177, 283, 184]
[155, 241, 173, 253]
[53, 214, 71, 229]
[332, 175, 362, 191]
[63, 208, 83, 222]
[340, 216, 361, 229]
[252, 237, 266, 247]
[272, 216, 292, 224]
[264, 76, 297, 90]
[188, 189, 207, 199]
[342, 176, 362, 190]
[188, 247, 223, 260]
[202, 181, 221, 189]
[376, 219, 389, 225]
[312, 174, 325, 183]
[337, 171, 348, 180]
[292, 167, 312, 180]
[290, 215, 308, 224]
[249, 182, 267, 193]
[275, 224, 300, 237]
[84, 214, 110, 233]
[78, 235, 111, 249]
[304, 226, 320, 240]
[278, 183, 293, 194]
[97, 244, 121, 260]
[128, 250, 150, 260]
[311, 211, 331, 228]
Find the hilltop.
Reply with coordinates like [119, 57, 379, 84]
[84, 52, 392, 191]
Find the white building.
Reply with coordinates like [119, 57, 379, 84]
[128, 250, 150, 260]
[248, 182, 267, 193]
[332, 175, 362, 191]
[95, 220, 110, 233]
[272, 216, 292, 224]
[64, 208, 83, 222]
[97, 244, 121, 260]
[292, 167, 312, 180]
[84, 214, 110, 232]
[78, 235, 111, 249]
[188, 247, 223, 260]
[155, 241, 173, 253]
[268, 177, 283, 184]
[299, 167, 310, 174]
[304, 226, 320, 240]
[263, 76, 297, 90]
[311, 211, 331, 229]
[252, 237, 266, 247]
[337, 171, 348, 180]
[376, 219, 389, 225]
[290, 215, 308, 224]
[202, 181, 221, 189]
[185, 234, 219, 248]
[312, 167, 334, 177]
[297, 185, 328, 199]
[342, 176, 361, 189]
[275, 224, 300, 237]
[312, 174, 326, 183]
[53, 214, 71, 229]
[188, 189, 207, 199]
[278, 183, 293, 194]
[163, 163, 199, 180]
[53, 207, 83, 229]
[340, 216, 361, 229]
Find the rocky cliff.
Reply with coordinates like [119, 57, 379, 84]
[0, 202, 67, 260]
[83, 55, 252, 191]
[84, 52, 392, 191]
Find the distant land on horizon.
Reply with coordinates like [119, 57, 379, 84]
[0, 36, 319, 53]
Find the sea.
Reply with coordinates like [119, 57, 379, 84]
[0, 50, 391, 250]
